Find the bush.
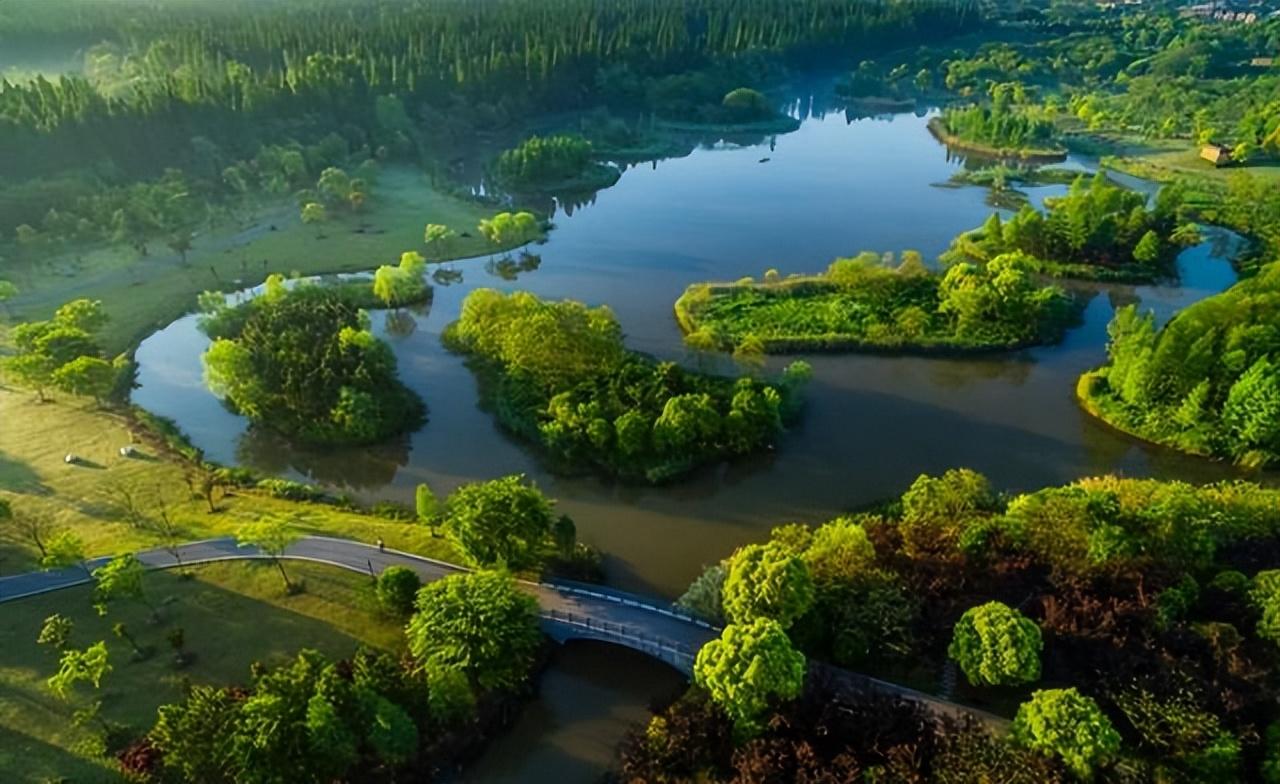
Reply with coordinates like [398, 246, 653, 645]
[375, 567, 422, 618]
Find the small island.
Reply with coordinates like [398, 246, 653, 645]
[675, 250, 1074, 355]
[655, 86, 801, 134]
[443, 289, 810, 483]
[199, 274, 426, 445]
[1078, 262, 1280, 470]
[943, 172, 1200, 282]
[929, 85, 1066, 162]
[489, 133, 622, 194]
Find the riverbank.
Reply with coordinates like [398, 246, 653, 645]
[656, 114, 802, 136]
[0, 167, 543, 356]
[927, 117, 1067, 164]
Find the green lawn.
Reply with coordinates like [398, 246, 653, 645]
[0, 387, 461, 572]
[2, 166, 541, 354]
[0, 560, 403, 784]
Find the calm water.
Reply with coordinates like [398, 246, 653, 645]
[133, 104, 1256, 781]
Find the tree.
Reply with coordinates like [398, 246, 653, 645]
[949, 601, 1043, 687]
[1011, 688, 1121, 779]
[721, 87, 771, 120]
[1132, 230, 1162, 265]
[405, 571, 541, 691]
[441, 474, 555, 569]
[722, 543, 815, 628]
[40, 531, 87, 573]
[802, 517, 876, 583]
[375, 566, 421, 618]
[693, 618, 806, 737]
[424, 223, 458, 255]
[424, 661, 475, 724]
[47, 640, 111, 698]
[37, 613, 74, 652]
[415, 482, 438, 527]
[676, 562, 727, 623]
[301, 202, 327, 236]
[151, 685, 241, 783]
[1, 500, 53, 559]
[92, 554, 159, 619]
[51, 355, 118, 405]
[236, 516, 301, 591]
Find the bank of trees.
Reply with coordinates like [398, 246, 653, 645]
[3, 298, 123, 403]
[947, 173, 1197, 280]
[667, 469, 1280, 779]
[135, 571, 540, 782]
[676, 249, 1074, 354]
[1079, 262, 1280, 468]
[200, 280, 424, 444]
[444, 289, 809, 482]
[939, 82, 1058, 153]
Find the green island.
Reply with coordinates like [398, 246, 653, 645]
[930, 83, 1066, 162]
[1079, 262, 1280, 470]
[488, 134, 622, 195]
[444, 289, 810, 483]
[198, 276, 425, 445]
[943, 172, 1200, 282]
[629, 469, 1280, 781]
[675, 249, 1075, 355]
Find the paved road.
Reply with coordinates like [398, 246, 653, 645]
[0, 535, 1006, 729]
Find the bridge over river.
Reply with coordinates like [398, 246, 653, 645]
[0, 535, 1006, 728]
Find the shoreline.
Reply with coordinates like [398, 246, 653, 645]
[927, 117, 1068, 164]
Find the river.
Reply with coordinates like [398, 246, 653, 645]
[132, 98, 1253, 781]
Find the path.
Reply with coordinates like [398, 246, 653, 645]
[0, 535, 1007, 728]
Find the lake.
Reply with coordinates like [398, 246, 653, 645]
[132, 98, 1255, 781]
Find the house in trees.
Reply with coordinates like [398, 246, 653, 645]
[1200, 143, 1234, 167]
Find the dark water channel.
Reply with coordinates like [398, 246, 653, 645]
[133, 103, 1255, 781]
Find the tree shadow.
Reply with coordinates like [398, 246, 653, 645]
[0, 450, 48, 494]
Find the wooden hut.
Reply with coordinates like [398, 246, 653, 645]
[1200, 144, 1233, 167]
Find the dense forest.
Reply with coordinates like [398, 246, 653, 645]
[945, 173, 1198, 280]
[676, 249, 1075, 354]
[198, 276, 425, 445]
[658, 470, 1280, 781]
[1080, 263, 1280, 470]
[444, 289, 810, 483]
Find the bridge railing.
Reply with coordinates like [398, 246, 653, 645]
[541, 607, 698, 670]
[538, 579, 719, 631]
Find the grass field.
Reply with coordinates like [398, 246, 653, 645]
[0, 559, 402, 784]
[0, 386, 460, 574]
[0, 384, 467, 782]
[1, 166, 541, 354]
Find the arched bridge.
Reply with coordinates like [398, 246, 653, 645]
[0, 535, 1005, 728]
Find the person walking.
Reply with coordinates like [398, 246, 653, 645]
[376, 538, 385, 553]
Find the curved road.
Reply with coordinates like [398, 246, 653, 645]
[0, 535, 1006, 728]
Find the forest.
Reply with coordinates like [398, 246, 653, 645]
[444, 289, 810, 483]
[1080, 262, 1280, 470]
[657, 469, 1280, 781]
[944, 173, 1198, 281]
[198, 276, 425, 445]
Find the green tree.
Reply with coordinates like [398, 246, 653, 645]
[40, 531, 87, 573]
[1132, 230, 1162, 265]
[47, 640, 111, 698]
[92, 553, 159, 619]
[721, 87, 770, 119]
[236, 516, 301, 591]
[301, 202, 327, 236]
[424, 223, 457, 255]
[1012, 688, 1121, 779]
[37, 613, 74, 652]
[51, 355, 118, 405]
[802, 517, 875, 583]
[676, 562, 726, 623]
[375, 566, 421, 618]
[151, 686, 240, 783]
[1221, 358, 1280, 461]
[405, 571, 541, 691]
[722, 543, 815, 628]
[415, 482, 438, 526]
[441, 474, 555, 569]
[424, 661, 475, 724]
[0, 279, 17, 316]
[693, 618, 806, 737]
[948, 601, 1043, 686]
